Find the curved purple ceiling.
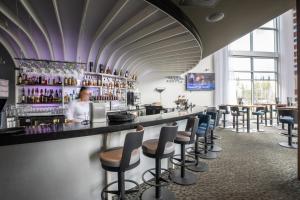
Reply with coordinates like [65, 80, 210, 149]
[0, 0, 202, 76]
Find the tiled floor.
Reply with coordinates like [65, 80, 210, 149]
[124, 125, 300, 200]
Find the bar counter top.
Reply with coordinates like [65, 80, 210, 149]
[0, 107, 206, 146]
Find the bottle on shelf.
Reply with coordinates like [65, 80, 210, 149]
[100, 64, 104, 73]
[21, 88, 26, 103]
[125, 70, 129, 78]
[89, 62, 93, 72]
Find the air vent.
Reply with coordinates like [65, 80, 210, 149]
[179, 0, 221, 7]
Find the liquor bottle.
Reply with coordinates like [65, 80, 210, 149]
[53, 77, 56, 85]
[58, 77, 62, 85]
[113, 70, 117, 75]
[35, 88, 40, 103]
[119, 70, 123, 76]
[40, 89, 44, 103]
[38, 76, 42, 85]
[31, 88, 35, 103]
[125, 70, 129, 77]
[68, 77, 72, 86]
[18, 72, 23, 85]
[27, 88, 31, 103]
[89, 62, 93, 72]
[100, 64, 104, 73]
[64, 77, 68, 86]
[21, 88, 26, 103]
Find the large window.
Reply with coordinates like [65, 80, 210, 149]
[229, 19, 278, 104]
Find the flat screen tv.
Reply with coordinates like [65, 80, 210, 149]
[186, 73, 215, 91]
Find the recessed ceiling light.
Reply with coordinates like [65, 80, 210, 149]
[206, 12, 224, 23]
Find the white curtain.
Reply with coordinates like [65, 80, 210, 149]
[278, 9, 295, 103]
[214, 47, 236, 105]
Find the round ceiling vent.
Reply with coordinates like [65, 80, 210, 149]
[206, 12, 225, 23]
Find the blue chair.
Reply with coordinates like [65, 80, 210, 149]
[252, 107, 265, 132]
[278, 112, 298, 149]
[197, 113, 217, 160]
[206, 111, 222, 152]
[187, 114, 210, 172]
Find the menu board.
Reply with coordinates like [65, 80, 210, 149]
[0, 79, 8, 97]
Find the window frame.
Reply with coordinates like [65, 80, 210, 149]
[228, 18, 279, 104]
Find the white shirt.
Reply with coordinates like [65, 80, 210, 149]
[66, 100, 91, 122]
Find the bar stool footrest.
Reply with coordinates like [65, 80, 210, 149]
[169, 154, 196, 167]
[142, 168, 171, 187]
[101, 179, 140, 200]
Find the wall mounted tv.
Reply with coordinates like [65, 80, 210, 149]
[186, 73, 215, 91]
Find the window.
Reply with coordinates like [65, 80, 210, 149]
[229, 34, 251, 51]
[229, 19, 278, 104]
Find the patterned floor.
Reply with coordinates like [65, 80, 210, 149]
[120, 125, 300, 200]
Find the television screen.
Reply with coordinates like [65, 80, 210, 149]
[186, 73, 215, 91]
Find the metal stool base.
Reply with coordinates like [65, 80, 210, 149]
[198, 151, 217, 159]
[169, 169, 197, 185]
[280, 132, 298, 137]
[209, 145, 222, 152]
[187, 161, 208, 172]
[279, 142, 298, 149]
[141, 187, 175, 200]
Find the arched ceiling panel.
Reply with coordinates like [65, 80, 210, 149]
[0, 0, 202, 76]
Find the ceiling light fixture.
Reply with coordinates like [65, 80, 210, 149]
[206, 12, 225, 23]
[179, 0, 221, 7]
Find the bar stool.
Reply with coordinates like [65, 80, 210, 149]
[278, 109, 298, 137]
[169, 117, 199, 185]
[252, 107, 265, 132]
[197, 114, 217, 159]
[186, 114, 209, 172]
[141, 125, 178, 200]
[219, 105, 231, 128]
[279, 116, 298, 149]
[206, 111, 222, 152]
[230, 106, 244, 133]
[99, 125, 144, 200]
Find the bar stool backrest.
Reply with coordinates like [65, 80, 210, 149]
[185, 117, 200, 143]
[256, 106, 265, 112]
[275, 97, 280, 104]
[230, 106, 239, 114]
[156, 126, 178, 158]
[219, 105, 230, 114]
[120, 125, 144, 170]
[278, 109, 294, 118]
[197, 114, 211, 136]
[207, 111, 217, 129]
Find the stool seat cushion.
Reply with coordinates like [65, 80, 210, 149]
[280, 117, 294, 124]
[99, 147, 139, 168]
[175, 131, 192, 142]
[252, 111, 264, 115]
[197, 123, 208, 136]
[142, 139, 175, 155]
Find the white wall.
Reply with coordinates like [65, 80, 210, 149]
[137, 56, 215, 108]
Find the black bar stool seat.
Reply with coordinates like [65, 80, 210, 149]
[141, 126, 178, 200]
[100, 125, 144, 200]
[219, 105, 231, 128]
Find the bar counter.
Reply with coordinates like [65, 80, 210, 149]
[0, 106, 205, 200]
[0, 106, 205, 146]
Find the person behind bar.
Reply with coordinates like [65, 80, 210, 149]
[66, 87, 91, 123]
